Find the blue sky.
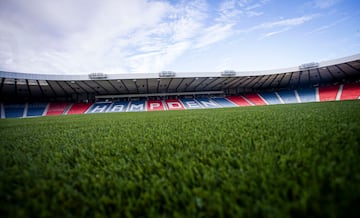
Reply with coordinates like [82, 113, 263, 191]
[0, 0, 359, 74]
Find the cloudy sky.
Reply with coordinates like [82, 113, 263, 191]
[0, 0, 359, 74]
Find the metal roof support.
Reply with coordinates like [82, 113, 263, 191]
[0, 78, 4, 96]
[25, 79, 32, 99]
[95, 91, 224, 100]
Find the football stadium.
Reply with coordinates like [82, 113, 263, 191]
[1, 54, 360, 217]
[1, 54, 360, 117]
[1, 0, 360, 217]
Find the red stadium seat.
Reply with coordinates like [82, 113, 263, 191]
[67, 103, 92, 115]
[340, 83, 360, 100]
[165, 99, 185, 110]
[46, 102, 70, 116]
[319, 85, 340, 102]
[227, 96, 252, 106]
[243, 93, 267, 105]
[147, 100, 165, 111]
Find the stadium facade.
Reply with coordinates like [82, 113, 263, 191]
[0, 54, 359, 118]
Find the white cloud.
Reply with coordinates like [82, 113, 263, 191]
[308, 16, 349, 34]
[258, 28, 290, 40]
[231, 14, 318, 42]
[257, 15, 317, 29]
[1, 0, 217, 74]
[246, 0, 270, 10]
[0, 0, 272, 74]
[217, 0, 267, 23]
[0, 0, 172, 74]
[121, 0, 208, 73]
[195, 23, 234, 49]
[311, 0, 342, 9]
[127, 41, 190, 73]
[1, 0, 350, 75]
[217, 0, 243, 23]
[246, 11, 264, 17]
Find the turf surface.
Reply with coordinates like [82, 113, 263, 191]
[1, 101, 360, 217]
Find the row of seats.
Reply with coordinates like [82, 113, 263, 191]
[1, 83, 359, 118]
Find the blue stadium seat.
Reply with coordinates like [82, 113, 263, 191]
[128, 100, 146, 112]
[86, 102, 112, 113]
[277, 90, 298, 104]
[27, 103, 48, 117]
[180, 98, 203, 109]
[4, 104, 25, 118]
[196, 98, 221, 108]
[108, 101, 129, 112]
[259, 92, 282, 105]
[212, 98, 237, 108]
[297, 88, 316, 102]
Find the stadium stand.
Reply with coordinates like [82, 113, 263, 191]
[2, 83, 360, 118]
[4, 104, 25, 118]
[243, 93, 267, 105]
[340, 83, 360, 100]
[227, 96, 252, 106]
[259, 92, 282, 105]
[1, 87, 359, 118]
[67, 103, 92, 115]
[277, 90, 299, 104]
[27, 103, 47, 117]
[211, 97, 237, 107]
[196, 98, 221, 108]
[46, 102, 70, 116]
[147, 100, 166, 111]
[319, 85, 340, 101]
[1, 54, 359, 118]
[297, 88, 317, 103]
[165, 99, 185, 110]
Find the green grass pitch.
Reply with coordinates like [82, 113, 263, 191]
[1, 101, 360, 217]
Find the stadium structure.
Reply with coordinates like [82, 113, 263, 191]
[0, 54, 360, 118]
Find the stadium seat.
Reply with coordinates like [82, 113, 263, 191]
[27, 103, 48, 117]
[277, 90, 299, 104]
[165, 99, 185, 110]
[86, 102, 112, 113]
[128, 100, 146, 112]
[67, 103, 92, 115]
[108, 101, 129, 112]
[297, 88, 317, 103]
[242, 93, 267, 105]
[227, 96, 252, 106]
[147, 100, 165, 111]
[180, 98, 203, 109]
[319, 85, 340, 101]
[211, 98, 237, 107]
[196, 98, 222, 108]
[340, 83, 360, 100]
[258, 92, 282, 105]
[4, 104, 25, 118]
[46, 102, 70, 116]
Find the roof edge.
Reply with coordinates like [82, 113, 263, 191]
[1, 53, 359, 80]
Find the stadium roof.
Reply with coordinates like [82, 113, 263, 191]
[1, 54, 360, 101]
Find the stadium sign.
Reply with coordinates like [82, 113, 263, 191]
[86, 98, 224, 113]
[299, 62, 319, 70]
[221, 70, 236, 76]
[159, 71, 176, 77]
[89, 72, 107, 79]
